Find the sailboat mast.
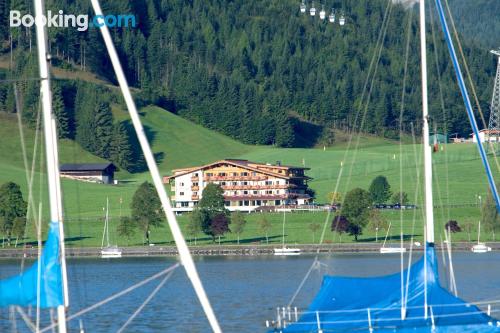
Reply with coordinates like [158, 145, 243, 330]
[420, 0, 435, 245]
[33, 0, 69, 331]
[282, 210, 286, 248]
[106, 197, 110, 247]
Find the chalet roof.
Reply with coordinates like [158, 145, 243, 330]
[60, 163, 116, 172]
[167, 159, 310, 181]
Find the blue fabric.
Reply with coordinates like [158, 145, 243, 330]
[0, 222, 64, 308]
[277, 245, 500, 332]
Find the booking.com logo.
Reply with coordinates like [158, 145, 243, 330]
[10, 10, 136, 32]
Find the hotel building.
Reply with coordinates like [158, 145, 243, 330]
[163, 159, 312, 212]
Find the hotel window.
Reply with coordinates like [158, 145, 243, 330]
[181, 202, 189, 207]
[233, 191, 237, 195]
[232, 182, 237, 186]
[243, 181, 248, 185]
[193, 192, 198, 196]
[265, 181, 272, 185]
[266, 190, 273, 194]
[221, 181, 226, 186]
[232, 172, 238, 176]
[243, 190, 249, 195]
[253, 191, 258, 194]
[219, 172, 226, 176]
[206, 173, 213, 176]
[180, 182, 184, 186]
[180, 192, 185, 195]
[193, 182, 198, 186]
[242, 172, 248, 176]
[224, 201, 230, 206]
[252, 172, 257, 176]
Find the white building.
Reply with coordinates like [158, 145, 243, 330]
[163, 159, 312, 213]
[471, 129, 500, 143]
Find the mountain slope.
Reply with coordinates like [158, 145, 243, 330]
[448, 0, 500, 49]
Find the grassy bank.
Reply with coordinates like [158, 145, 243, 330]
[0, 107, 498, 248]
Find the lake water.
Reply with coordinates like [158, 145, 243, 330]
[1, 251, 499, 332]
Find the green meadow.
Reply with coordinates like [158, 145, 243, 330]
[0, 106, 498, 247]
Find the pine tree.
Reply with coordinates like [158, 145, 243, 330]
[94, 101, 113, 159]
[110, 123, 133, 172]
[52, 85, 70, 139]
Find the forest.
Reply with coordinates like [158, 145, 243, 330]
[0, 0, 497, 169]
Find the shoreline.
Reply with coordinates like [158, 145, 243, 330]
[0, 242, 498, 259]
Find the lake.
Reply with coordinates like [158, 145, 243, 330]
[1, 251, 499, 332]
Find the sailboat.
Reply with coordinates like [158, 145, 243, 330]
[0, 0, 222, 331]
[471, 221, 492, 253]
[101, 198, 122, 258]
[380, 221, 407, 254]
[268, 0, 500, 331]
[274, 210, 301, 256]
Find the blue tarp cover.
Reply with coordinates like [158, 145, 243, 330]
[0, 222, 63, 308]
[277, 245, 500, 332]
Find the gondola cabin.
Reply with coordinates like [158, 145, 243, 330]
[309, 2, 316, 16]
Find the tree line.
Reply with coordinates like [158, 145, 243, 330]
[1, 0, 497, 150]
[0, 59, 145, 172]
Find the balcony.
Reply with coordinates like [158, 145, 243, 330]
[191, 195, 199, 200]
[191, 186, 199, 191]
[191, 175, 199, 181]
[203, 175, 268, 182]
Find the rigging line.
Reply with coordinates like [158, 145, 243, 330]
[14, 87, 42, 270]
[427, 0, 447, 231]
[90, 2, 221, 331]
[429, 0, 451, 221]
[444, 227, 458, 295]
[340, 1, 394, 200]
[435, 0, 500, 213]
[399, 8, 414, 318]
[403, 236, 414, 313]
[288, 0, 395, 308]
[320, 0, 394, 245]
[116, 269, 175, 333]
[15, 306, 37, 333]
[287, 257, 320, 308]
[439, 235, 449, 290]
[36, 203, 43, 333]
[442, 0, 499, 160]
[39, 263, 180, 333]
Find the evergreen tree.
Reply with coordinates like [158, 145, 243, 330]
[369, 176, 392, 204]
[110, 123, 133, 172]
[93, 101, 113, 159]
[52, 85, 70, 139]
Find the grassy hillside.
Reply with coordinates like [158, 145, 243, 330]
[1, 107, 498, 246]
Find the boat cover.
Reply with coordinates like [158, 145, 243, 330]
[0, 222, 63, 308]
[277, 245, 500, 332]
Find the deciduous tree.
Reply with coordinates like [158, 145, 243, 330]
[130, 182, 164, 245]
[0, 182, 27, 246]
[258, 217, 271, 244]
[342, 188, 371, 241]
[117, 216, 136, 245]
[231, 211, 246, 244]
